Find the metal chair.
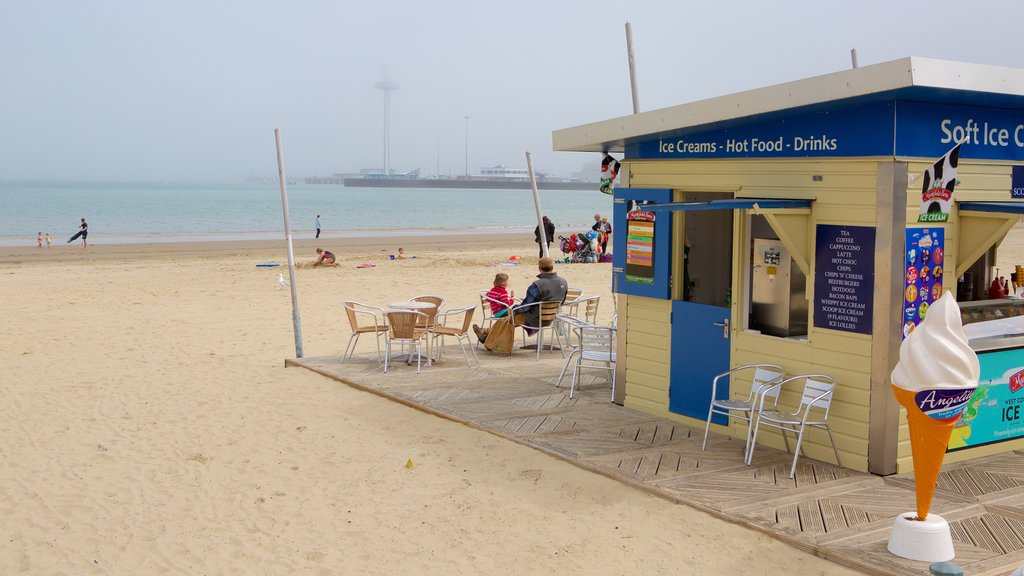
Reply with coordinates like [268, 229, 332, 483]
[342, 301, 388, 364]
[514, 300, 564, 360]
[478, 291, 514, 350]
[567, 323, 616, 400]
[747, 374, 841, 478]
[383, 310, 429, 373]
[430, 304, 479, 367]
[409, 295, 445, 330]
[700, 364, 784, 455]
[553, 314, 595, 387]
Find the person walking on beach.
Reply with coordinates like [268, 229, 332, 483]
[37, 232, 42, 247]
[534, 216, 555, 257]
[315, 214, 321, 239]
[45, 232, 52, 248]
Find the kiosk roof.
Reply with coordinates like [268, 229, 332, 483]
[553, 57, 1024, 153]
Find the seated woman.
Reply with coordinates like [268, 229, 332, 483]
[314, 247, 337, 266]
[485, 272, 516, 317]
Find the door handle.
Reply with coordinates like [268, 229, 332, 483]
[712, 318, 730, 339]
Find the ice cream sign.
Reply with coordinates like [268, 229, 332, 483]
[891, 292, 979, 521]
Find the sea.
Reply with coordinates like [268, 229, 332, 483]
[0, 180, 613, 247]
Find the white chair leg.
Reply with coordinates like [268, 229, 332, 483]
[569, 356, 582, 399]
[343, 332, 360, 362]
[383, 339, 391, 373]
[610, 364, 616, 402]
[415, 341, 422, 374]
[374, 332, 383, 365]
[827, 426, 841, 467]
[701, 406, 715, 451]
[468, 335, 479, 364]
[746, 417, 763, 466]
[790, 427, 808, 479]
[535, 329, 543, 361]
[554, 349, 578, 387]
[458, 336, 471, 367]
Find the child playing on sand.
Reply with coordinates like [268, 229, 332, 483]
[397, 247, 407, 259]
[485, 273, 516, 318]
[314, 247, 337, 266]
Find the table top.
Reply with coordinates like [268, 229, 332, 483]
[387, 301, 436, 310]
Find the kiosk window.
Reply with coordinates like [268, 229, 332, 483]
[746, 215, 808, 338]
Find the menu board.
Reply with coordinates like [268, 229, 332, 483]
[625, 209, 655, 285]
[903, 228, 945, 339]
[813, 224, 875, 334]
[948, 348, 1024, 451]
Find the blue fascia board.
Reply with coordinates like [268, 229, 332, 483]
[644, 199, 812, 213]
[958, 201, 1024, 215]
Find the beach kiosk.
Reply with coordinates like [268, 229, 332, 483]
[553, 57, 1024, 475]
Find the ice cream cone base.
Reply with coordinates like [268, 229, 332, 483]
[888, 512, 956, 562]
[892, 386, 956, 520]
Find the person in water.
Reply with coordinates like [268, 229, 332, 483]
[314, 247, 337, 266]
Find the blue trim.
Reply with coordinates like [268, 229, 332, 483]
[644, 199, 812, 213]
[959, 202, 1024, 215]
[613, 188, 673, 300]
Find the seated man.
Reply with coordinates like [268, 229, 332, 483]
[314, 247, 337, 266]
[474, 256, 568, 341]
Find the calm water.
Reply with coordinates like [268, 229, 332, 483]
[0, 181, 613, 246]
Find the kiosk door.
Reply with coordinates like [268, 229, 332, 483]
[669, 201, 732, 423]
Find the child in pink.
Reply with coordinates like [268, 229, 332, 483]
[485, 273, 516, 317]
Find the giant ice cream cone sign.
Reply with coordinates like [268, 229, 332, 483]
[890, 292, 979, 520]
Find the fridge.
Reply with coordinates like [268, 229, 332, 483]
[750, 238, 808, 337]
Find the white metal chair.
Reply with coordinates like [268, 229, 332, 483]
[553, 314, 595, 387]
[383, 310, 429, 374]
[429, 304, 479, 367]
[515, 300, 564, 360]
[342, 301, 388, 364]
[478, 291, 514, 350]
[747, 374, 841, 478]
[701, 364, 784, 454]
[409, 295, 445, 329]
[567, 323, 616, 400]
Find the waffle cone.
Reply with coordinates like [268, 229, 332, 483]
[892, 385, 955, 520]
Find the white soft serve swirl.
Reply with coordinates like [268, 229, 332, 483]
[891, 291, 980, 391]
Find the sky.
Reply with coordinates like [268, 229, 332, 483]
[2, 0, 1024, 183]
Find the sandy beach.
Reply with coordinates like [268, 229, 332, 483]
[0, 233, 859, 575]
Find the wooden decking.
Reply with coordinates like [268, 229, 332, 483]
[288, 349, 1024, 576]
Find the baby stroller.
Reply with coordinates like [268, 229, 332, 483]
[559, 231, 600, 263]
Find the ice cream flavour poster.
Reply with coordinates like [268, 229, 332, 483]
[903, 228, 945, 340]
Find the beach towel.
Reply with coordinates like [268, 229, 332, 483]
[483, 316, 516, 356]
[599, 154, 620, 195]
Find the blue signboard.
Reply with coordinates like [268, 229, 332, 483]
[813, 224, 876, 334]
[948, 347, 1024, 452]
[1013, 165, 1024, 198]
[627, 99, 1024, 162]
[612, 188, 673, 300]
[894, 101, 1024, 161]
[627, 102, 894, 160]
